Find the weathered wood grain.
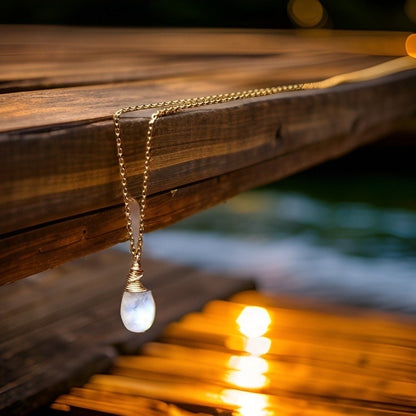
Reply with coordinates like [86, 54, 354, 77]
[1, 26, 415, 284]
[0, 250, 255, 415]
[3, 71, 413, 233]
[1, 72, 415, 285]
[0, 54, 392, 133]
[0, 26, 408, 93]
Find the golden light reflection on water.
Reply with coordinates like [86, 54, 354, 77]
[237, 306, 271, 338]
[244, 336, 272, 356]
[226, 370, 269, 390]
[221, 389, 273, 416]
[225, 334, 272, 355]
[222, 305, 274, 413]
[226, 355, 270, 389]
[228, 355, 268, 374]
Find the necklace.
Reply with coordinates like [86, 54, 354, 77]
[113, 56, 416, 332]
[113, 83, 308, 332]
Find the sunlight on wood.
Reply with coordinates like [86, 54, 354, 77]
[226, 356, 270, 389]
[52, 290, 416, 415]
[2, 27, 416, 284]
[236, 306, 271, 338]
[221, 389, 272, 416]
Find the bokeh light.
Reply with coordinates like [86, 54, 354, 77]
[228, 355, 269, 374]
[287, 0, 327, 28]
[237, 306, 271, 338]
[406, 33, 416, 57]
[221, 389, 272, 416]
[244, 336, 272, 356]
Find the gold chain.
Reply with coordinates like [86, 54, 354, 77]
[113, 55, 416, 279]
[113, 56, 414, 328]
[113, 82, 317, 272]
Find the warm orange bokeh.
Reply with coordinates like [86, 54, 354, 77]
[237, 306, 271, 338]
[222, 305, 274, 413]
[226, 355, 270, 389]
[406, 34, 416, 57]
[287, 0, 326, 27]
[221, 389, 272, 416]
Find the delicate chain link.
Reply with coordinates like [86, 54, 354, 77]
[113, 82, 311, 269]
[113, 55, 416, 271]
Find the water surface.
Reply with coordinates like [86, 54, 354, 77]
[124, 160, 416, 313]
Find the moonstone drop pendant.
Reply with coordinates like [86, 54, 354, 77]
[121, 290, 155, 332]
[120, 261, 156, 333]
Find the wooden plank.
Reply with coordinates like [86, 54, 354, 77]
[0, 26, 408, 93]
[0, 54, 392, 132]
[1, 71, 416, 284]
[2, 70, 407, 235]
[52, 290, 416, 415]
[1, 27, 415, 284]
[0, 249, 255, 415]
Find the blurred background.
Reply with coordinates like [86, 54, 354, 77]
[2, 0, 415, 313]
[1, 0, 416, 30]
[144, 141, 416, 314]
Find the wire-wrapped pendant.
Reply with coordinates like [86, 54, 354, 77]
[120, 260, 156, 333]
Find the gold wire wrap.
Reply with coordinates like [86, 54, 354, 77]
[125, 260, 147, 293]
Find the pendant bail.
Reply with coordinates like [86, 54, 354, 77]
[125, 259, 147, 293]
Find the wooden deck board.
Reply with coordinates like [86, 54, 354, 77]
[1, 26, 415, 284]
[0, 250, 255, 415]
[51, 290, 416, 416]
[0, 54, 391, 132]
[0, 27, 408, 94]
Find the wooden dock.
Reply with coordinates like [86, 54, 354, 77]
[0, 250, 255, 415]
[1, 27, 416, 415]
[1, 249, 415, 415]
[50, 287, 416, 415]
[1, 27, 416, 284]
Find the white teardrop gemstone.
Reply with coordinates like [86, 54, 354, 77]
[120, 290, 156, 333]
